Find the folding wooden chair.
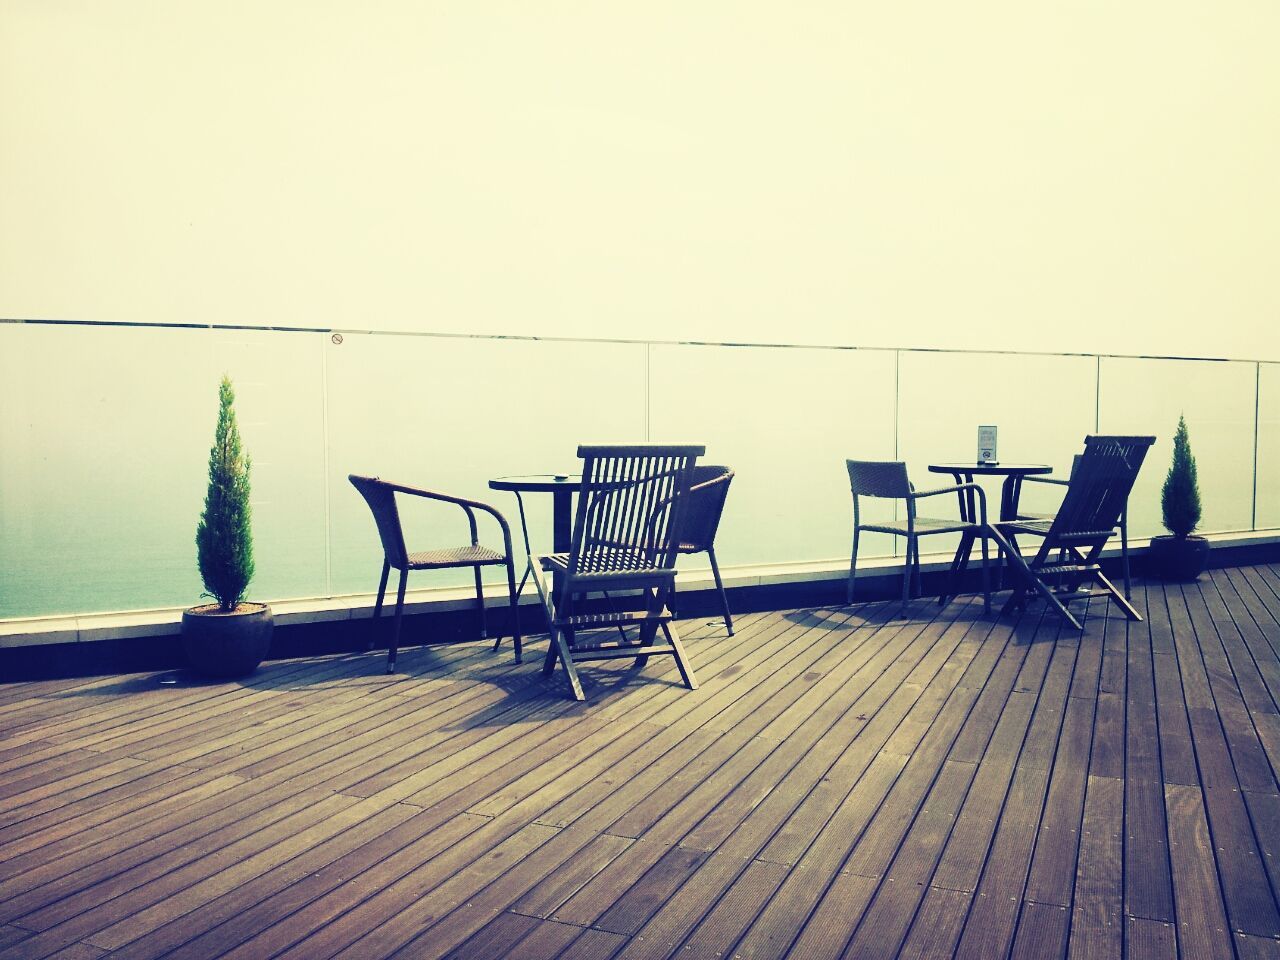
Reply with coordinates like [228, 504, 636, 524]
[529, 444, 704, 701]
[994, 435, 1155, 629]
[1019, 452, 1134, 597]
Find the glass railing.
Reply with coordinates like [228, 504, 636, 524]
[0, 320, 1271, 619]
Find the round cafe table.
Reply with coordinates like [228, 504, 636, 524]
[929, 463, 1053, 592]
[488, 474, 583, 555]
[927, 462, 1053, 524]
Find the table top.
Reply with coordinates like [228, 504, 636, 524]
[928, 462, 1053, 477]
[489, 474, 583, 493]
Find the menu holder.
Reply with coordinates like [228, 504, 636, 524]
[977, 425, 998, 465]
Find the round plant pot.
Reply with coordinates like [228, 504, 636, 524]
[1148, 535, 1210, 582]
[181, 602, 273, 679]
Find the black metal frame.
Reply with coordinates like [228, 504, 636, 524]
[349, 475, 521, 673]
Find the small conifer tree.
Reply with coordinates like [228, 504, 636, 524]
[1161, 414, 1202, 540]
[195, 376, 255, 610]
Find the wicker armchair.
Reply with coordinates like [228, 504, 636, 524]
[349, 475, 521, 673]
[530, 444, 704, 701]
[675, 465, 735, 635]
[846, 460, 994, 610]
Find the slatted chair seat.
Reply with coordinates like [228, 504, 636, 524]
[991, 435, 1155, 630]
[539, 548, 666, 577]
[530, 443, 705, 701]
[349, 475, 521, 672]
[407, 545, 508, 569]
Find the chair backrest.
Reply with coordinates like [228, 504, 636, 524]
[679, 465, 734, 550]
[567, 444, 704, 580]
[846, 460, 912, 499]
[349, 475, 408, 568]
[1048, 436, 1154, 545]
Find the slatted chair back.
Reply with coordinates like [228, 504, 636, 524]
[847, 460, 913, 500]
[1038, 436, 1154, 556]
[349, 475, 408, 569]
[565, 444, 705, 588]
[679, 466, 734, 551]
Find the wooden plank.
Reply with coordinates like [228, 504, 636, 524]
[1008, 900, 1069, 960]
[441, 911, 539, 960]
[1065, 776, 1122, 960]
[507, 919, 604, 960]
[675, 859, 788, 959]
[1164, 783, 1234, 959]
[1023, 693, 1096, 906]
[510, 834, 634, 920]
[1124, 916, 1176, 960]
[897, 886, 973, 960]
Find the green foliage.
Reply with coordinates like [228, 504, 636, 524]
[195, 376, 254, 610]
[1161, 414, 1202, 539]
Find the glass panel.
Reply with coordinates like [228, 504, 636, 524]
[1255, 363, 1278, 530]
[0, 324, 327, 618]
[647, 344, 898, 569]
[1099, 357, 1256, 537]
[324, 334, 648, 596]
[897, 351, 1097, 557]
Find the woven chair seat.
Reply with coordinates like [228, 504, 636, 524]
[858, 517, 978, 537]
[407, 544, 507, 569]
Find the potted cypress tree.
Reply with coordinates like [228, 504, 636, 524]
[181, 376, 273, 678]
[1148, 415, 1210, 580]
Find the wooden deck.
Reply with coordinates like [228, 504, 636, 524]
[3, 566, 1280, 959]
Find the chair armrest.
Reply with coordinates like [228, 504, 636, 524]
[909, 482, 988, 525]
[688, 471, 734, 496]
[1021, 475, 1069, 487]
[377, 480, 513, 551]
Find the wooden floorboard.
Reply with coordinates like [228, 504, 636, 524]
[4, 571, 1280, 958]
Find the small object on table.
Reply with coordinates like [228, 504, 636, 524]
[977, 425, 999, 465]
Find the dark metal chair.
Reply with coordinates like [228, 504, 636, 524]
[530, 444, 704, 701]
[846, 460, 993, 611]
[994, 435, 1155, 629]
[349, 475, 521, 673]
[1019, 452, 1133, 597]
[675, 465, 735, 636]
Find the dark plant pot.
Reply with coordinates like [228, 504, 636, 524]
[1148, 535, 1210, 581]
[181, 602, 273, 679]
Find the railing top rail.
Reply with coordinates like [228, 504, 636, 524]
[1, 316, 1270, 366]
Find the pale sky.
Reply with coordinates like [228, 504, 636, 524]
[2, 1, 1278, 360]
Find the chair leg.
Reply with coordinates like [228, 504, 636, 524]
[1120, 514, 1132, 599]
[941, 531, 973, 607]
[504, 558, 522, 663]
[707, 547, 733, 636]
[550, 627, 585, 701]
[847, 527, 860, 605]
[370, 561, 390, 653]
[902, 538, 915, 605]
[473, 566, 487, 640]
[1095, 569, 1144, 622]
[662, 621, 699, 691]
[388, 568, 407, 673]
[979, 533, 991, 613]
